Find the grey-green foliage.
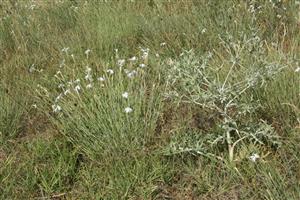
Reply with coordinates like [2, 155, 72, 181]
[164, 36, 284, 161]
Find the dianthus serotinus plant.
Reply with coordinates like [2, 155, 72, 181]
[37, 47, 162, 160]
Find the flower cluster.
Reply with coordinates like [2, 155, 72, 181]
[49, 47, 151, 114]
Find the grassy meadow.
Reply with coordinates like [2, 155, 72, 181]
[0, 0, 300, 199]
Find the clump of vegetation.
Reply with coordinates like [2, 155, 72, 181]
[37, 48, 162, 160]
[163, 44, 284, 162]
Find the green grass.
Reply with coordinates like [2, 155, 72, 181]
[0, 0, 300, 199]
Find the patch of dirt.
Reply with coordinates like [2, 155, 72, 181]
[156, 102, 220, 137]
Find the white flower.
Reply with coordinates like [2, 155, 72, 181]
[85, 49, 91, 56]
[208, 51, 213, 58]
[29, 64, 35, 73]
[127, 70, 137, 78]
[249, 153, 260, 162]
[55, 93, 63, 102]
[85, 74, 93, 82]
[140, 47, 149, 60]
[74, 79, 80, 84]
[142, 52, 149, 60]
[160, 42, 166, 46]
[128, 56, 137, 62]
[295, 67, 300, 73]
[139, 63, 146, 68]
[117, 59, 125, 67]
[74, 85, 81, 93]
[29, 4, 36, 10]
[201, 28, 207, 34]
[32, 104, 37, 109]
[58, 83, 64, 89]
[124, 107, 133, 113]
[67, 81, 73, 86]
[166, 58, 174, 65]
[52, 104, 62, 113]
[155, 53, 160, 58]
[140, 47, 149, 53]
[86, 83, 93, 89]
[122, 92, 129, 99]
[85, 66, 92, 73]
[107, 69, 114, 74]
[64, 89, 70, 95]
[97, 77, 105, 81]
[61, 47, 69, 53]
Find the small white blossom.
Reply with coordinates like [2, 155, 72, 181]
[86, 83, 93, 89]
[97, 77, 105, 81]
[74, 85, 81, 93]
[117, 59, 125, 67]
[139, 63, 146, 68]
[295, 67, 300, 73]
[127, 70, 137, 78]
[74, 79, 80, 84]
[85, 49, 91, 57]
[85, 66, 92, 73]
[201, 28, 207, 34]
[52, 104, 62, 113]
[61, 47, 69, 53]
[67, 81, 73, 86]
[166, 58, 174, 65]
[140, 47, 149, 53]
[249, 153, 260, 162]
[85, 74, 93, 82]
[124, 107, 133, 113]
[55, 93, 63, 102]
[122, 92, 129, 99]
[208, 51, 213, 58]
[140, 47, 149, 60]
[142, 51, 149, 60]
[29, 4, 36, 10]
[160, 42, 166, 46]
[29, 64, 35, 73]
[64, 89, 70, 95]
[71, 5, 79, 11]
[58, 83, 64, 89]
[107, 69, 114, 75]
[128, 56, 137, 62]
